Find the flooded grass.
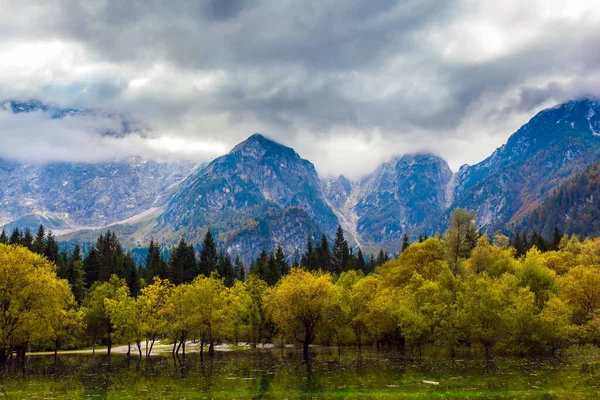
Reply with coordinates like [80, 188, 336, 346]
[0, 347, 599, 399]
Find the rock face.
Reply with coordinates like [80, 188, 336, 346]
[448, 99, 600, 232]
[155, 134, 339, 263]
[323, 154, 453, 251]
[0, 100, 195, 231]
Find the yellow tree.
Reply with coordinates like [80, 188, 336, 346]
[242, 275, 269, 347]
[104, 285, 144, 357]
[164, 282, 195, 354]
[191, 273, 231, 356]
[0, 244, 72, 362]
[264, 268, 339, 359]
[84, 275, 125, 355]
[138, 277, 173, 356]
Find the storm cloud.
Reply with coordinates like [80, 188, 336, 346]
[1, 0, 600, 178]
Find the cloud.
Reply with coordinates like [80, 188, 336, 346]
[1, 0, 600, 178]
[0, 108, 226, 164]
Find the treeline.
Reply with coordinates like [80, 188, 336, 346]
[2, 208, 600, 361]
[0, 225, 394, 300]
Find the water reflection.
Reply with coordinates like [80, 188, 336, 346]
[0, 348, 598, 398]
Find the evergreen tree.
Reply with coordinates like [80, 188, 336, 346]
[376, 249, 388, 266]
[265, 252, 281, 286]
[83, 247, 100, 287]
[418, 234, 424, 243]
[401, 233, 410, 252]
[356, 248, 366, 273]
[316, 234, 331, 272]
[552, 226, 562, 251]
[368, 254, 376, 272]
[234, 255, 245, 281]
[22, 228, 33, 250]
[123, 252, 140, 296]
[146, 239, 168, 280]
[275, 245, 289, 276]
[9, 228, 21, 245]
[169, 237, 198, 284]
[301, 235, 317, 270]
[32, 225, 45, 254]
[0, 230, 7, 244]
[45, 231, 59, 263]
[513, 231, 525, 257]
[250, 250, 269, 282]
[332, 225, 349, 274]
[94, 231, 123, 281]
[199, 229, 218, 276]
[218, 252, 236, 287]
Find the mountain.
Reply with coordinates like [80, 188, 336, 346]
[323, 154, 452, 251]
[0, 100, 195, 231]
[518, 160, 600, 239]
[151, 133, 338, 263]
[449, 98, 600, 232]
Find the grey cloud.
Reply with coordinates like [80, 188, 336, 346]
[1, 0, 600, 178]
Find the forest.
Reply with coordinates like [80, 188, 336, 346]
[1, 208, 600, 361]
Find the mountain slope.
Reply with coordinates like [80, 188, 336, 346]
[0, 100, 195, 231]
[518, 160, 600, 238]
[324, 154, 453, 251]
[151, 134, 338, 262]
[449, 98, 600, 231]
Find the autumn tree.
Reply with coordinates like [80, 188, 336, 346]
[264, 268, 339, 359]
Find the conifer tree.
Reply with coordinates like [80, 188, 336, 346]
[146, 239, 168, 280]
[513, 231, 525, 257]
[275, 245, 289, 276]
[332, 225, 349, 274]
[169, 237, 197, 284]
[123, 252, 140, 296]
[356, 248, 366, 273]
[552, 226, 562, 251]
[65, 245, 86, 304]
[83, 247, 100, 287]
[401, 233, 410, 252]
[316, 234, 331, 272]
[301, 235, 318, 270]
[218, 252, 235, 287]
[234, 255, 245, 281]
[22, 228, 33, 250]
[250, 250, 269, 282]
[32, 224, 45, 254]
[376, 249, 387, 266]
[0, 230, 7, 244]
[9, 228, 21, 245]
[45, 231, 59, 263]
[199, 229, 218, 276]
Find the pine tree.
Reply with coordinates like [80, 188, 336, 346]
[356, 248, 366, 273]
[22, 228, 33, 250]
[265, 252, 281, 286]
[316, 234, 332, 272]
[275, 245, 289, 276]
[146, 239, 168, 280]
[45, 231, 59, 263]
[234, 255, 245, 281]
[83, 247, 100, 287]
[123, 252, 140, 296]
[552, 226, 561, 251]
[9, 228, 21, 245]
[332, 225, 349, 274]
[32, 225, 46, 254]
[369, 254, 376, 272]
[250, 250, 269, 282]
[199, 229, 218, 276]
[94, 231, 124, 281]
[0, 230, 7, 244]
[376, 249, 387, 266]
[513, 231, 525, 257]
[169, 237, 198, 284]
[218, 252, 236, 287]
[418, 234, 424, 243]
[401, 233, 410, 252]
[301, 235, 317, 270]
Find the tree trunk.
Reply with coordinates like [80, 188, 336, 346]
[303, 339, 310, 360]
[208, 330, 214, 357]
[136, 340, 142, 358]
[54, 340, 59, 361]
[172, 340, 177, 354]
[181, 333, 186, 356]
[127, 342, 131, 357]
[147, 337, 156, 357]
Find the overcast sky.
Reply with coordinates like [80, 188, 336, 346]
[1, 0, 600, 179]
